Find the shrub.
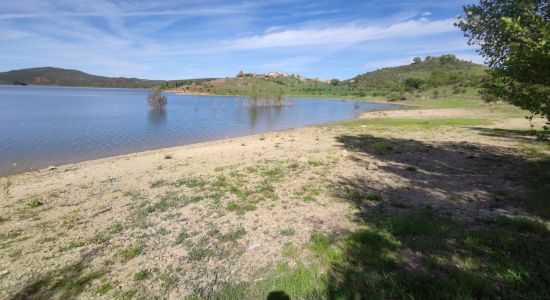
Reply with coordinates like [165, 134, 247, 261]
[147, 89, 167, 110]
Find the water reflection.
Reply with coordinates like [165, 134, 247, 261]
[148, 109, 167, 129]
[247, 106, 284, 130]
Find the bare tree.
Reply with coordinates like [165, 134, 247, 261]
[147, 90, 167, 110]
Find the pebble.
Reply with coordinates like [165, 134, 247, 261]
[247, 244, 261, 251]
[0, 270, 9, 276]
[367, 162, 379, 170]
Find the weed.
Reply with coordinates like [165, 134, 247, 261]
[159, 272, 177, 290]
[150, 179, 168, 188]
[134, 269, 150, 281]
[110, 222, 123, 234]
[280, 228, 296, 236]
[114, 289, 137, 300]
[27, 197, 43, 208]
[295, 184, 321, 202]
[308, 159, 324, 167]
[95, 283, 112, 295]
[405, 166, 419, 172]
[175, 230, 189, 245]
[118, 245, 141, 263]
[343, 189, 382, 202]
[220, 227, 246, 242]
[226, 201, 256, 214]
[175, 177, 207, 189]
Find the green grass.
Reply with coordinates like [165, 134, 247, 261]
[95, 283, 112, 295]
[343, 118, 491, 129]
[200, 204, 550, 299]
[226, 201, 256, 214]
[175, 176, 208, 189]
[154, 192, 203, 212]
[220, 227, 247, 242]
[295, 184, 321, 202]
[26, 197, 43, 208]
[118, 245, 142, 263]
[405, 166, 419, 172]
[133, 269, 150, 281]
[342, 189, 383, 203]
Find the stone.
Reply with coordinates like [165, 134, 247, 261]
[248, 244, 261, 251]
[47, 166, 57, 171]
[367, 162, 379, 170]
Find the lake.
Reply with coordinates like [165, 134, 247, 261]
[0, 85, 397, 176]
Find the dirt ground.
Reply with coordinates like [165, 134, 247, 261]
[0, 104, 548, 299]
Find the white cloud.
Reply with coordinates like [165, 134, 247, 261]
[422, 11, 432, 16]
[225, 18, 456, 49]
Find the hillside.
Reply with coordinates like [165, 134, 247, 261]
[347, 55, 487, 99]
[167, 55, 487, 100]
[0, 67, 167, 88]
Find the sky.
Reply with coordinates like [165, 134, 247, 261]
[0, 0, 481, 80]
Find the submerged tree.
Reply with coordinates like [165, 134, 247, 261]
[248, 83, 286, 107]
[147, 89, 167, 110]
[456, 0, 550, 120]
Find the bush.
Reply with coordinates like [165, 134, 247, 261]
[147, 90, 167, 110]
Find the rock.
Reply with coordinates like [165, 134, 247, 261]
[342, 150, 349, 156]
[248, 244, 261, 251]
[47, 166, 57, 171]
[367, 162, 379, 170]
[0, 270, 9, 276]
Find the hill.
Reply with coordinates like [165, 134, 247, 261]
[166, 55, 487, 100]
[347, 54, 487, 99]
[0, 67, 168, 88]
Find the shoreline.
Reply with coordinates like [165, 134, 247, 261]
[2, 102, 404, 178]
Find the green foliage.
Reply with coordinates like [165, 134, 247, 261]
[349, 55, 486, 97]
[457, 0, 550, 119]
[118, 245, 141, 263]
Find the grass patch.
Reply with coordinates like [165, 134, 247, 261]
[493, 216, 547, 233]
[27, 197, 44, 208]
[95, 283, 112, 295]
[220, 227, 247, 242]
[343, 189, 383, 203]
[175, 230, 189, 245]
[226, 201, 256, 214]
[295, 184, 321, 202]
[150, 179, 168, 188]
[118, 245, 142, 263]
[343, 118, 491, 129]
[405, 166, 419, 172]
[133, 269, 150, 281]
[280, 228, 296, 236]
[155, 192, 203, 212]
[175, 177, 208, 189]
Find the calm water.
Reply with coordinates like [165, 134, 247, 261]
[0, 85, 397, 175]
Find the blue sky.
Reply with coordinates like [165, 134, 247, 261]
[0, 0, 481, 80]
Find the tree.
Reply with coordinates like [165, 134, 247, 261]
[404, 78, 424, 90]
[456, 0, 550, 119]
[147, 89, 167, 110]
[413, 57, 422, 64]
